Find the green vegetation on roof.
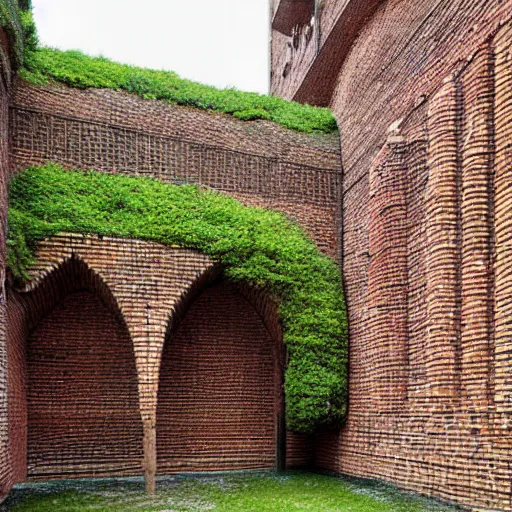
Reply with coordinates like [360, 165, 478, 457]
[20, 47, 338, 134]
[9, 163, 348, 433]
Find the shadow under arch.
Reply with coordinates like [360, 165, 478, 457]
[11, 254, 144, 481]
[155, 269, 287, 476]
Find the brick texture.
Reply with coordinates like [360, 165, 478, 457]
[273, 10, 512, 510]
[3, 234, 307, 489]
[272, 0, 512, 509]
[27, 291, 144, 479]
[157, 281, 277, 473]
[0, 27, 12, 499]
[9, 80, 341, 259]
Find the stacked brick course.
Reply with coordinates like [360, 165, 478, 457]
[4, 234, 310, 491]
[0, 27, 13, 498]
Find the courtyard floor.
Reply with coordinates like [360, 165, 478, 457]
[2, 471, 464, 512]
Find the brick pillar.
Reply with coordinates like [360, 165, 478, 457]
[493, 23, 512, 418]
[132, 307, 167, 495]
[425, 76, 461, 401]
[0, 66, 11, 496]
[460, 46, 495, 412]
[367, 135, 409, 411]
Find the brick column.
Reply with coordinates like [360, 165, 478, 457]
[425, 76, 461, 401]
[460, 46, 495, 412]
[493, 23, 512, 417]
[367, 135, 409, 411]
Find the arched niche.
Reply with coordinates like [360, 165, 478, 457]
[156, 278, 283, 474]
[18, 256, 144, 480]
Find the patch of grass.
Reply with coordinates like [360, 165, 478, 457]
[3, 472, 464, 512]
[8, 163, 348, 433]
[20, 46, 338, 134]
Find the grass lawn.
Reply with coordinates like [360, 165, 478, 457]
[3, 472, 464, 512]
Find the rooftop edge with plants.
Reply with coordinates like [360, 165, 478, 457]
[8, 163, 348, 434]
[1, 0, 337, 134]
[20, 46, 338, 134]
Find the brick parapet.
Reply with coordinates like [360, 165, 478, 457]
[9, 81, 341, 258]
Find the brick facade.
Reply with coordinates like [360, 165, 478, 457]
[272, 1, 512, 509]
[9, 80, 341, 259]
[4, 234, 312, 489]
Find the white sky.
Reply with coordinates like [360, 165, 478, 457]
[32, 0, 270, 94]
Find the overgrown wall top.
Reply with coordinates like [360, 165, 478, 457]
[9, 79, 342, 257]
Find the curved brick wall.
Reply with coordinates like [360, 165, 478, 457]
[272, 0, 512, 509]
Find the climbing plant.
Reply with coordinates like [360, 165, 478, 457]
[0, 0, 36, 68]
[8, 163, 348, 434]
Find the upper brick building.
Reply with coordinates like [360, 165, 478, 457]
[271, 0, 512, 509]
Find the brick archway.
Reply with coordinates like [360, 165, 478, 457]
[11, 256, 144, 480]
[156, 279, 282, 474]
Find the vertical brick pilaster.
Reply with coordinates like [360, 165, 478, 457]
[425, 77, 461, 402]
[460, 46, 495, 413]
[367, 136, 409, 412]
[493, 24, 512, 417]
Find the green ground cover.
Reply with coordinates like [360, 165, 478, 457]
[8, 164, 347, 433]
[3, 472, 464, 512]
[20, 47, 337, 134]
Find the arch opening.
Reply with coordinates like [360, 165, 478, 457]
[156, 279, 281, 474]
[18, 257, 144, 480]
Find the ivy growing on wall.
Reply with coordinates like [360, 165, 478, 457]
[8, 163, 348, 434]
[0, 0, 36, 68]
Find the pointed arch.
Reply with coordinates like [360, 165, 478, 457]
[19, 254, 127, 333]
[156, 272, 285, 475]
[13, 254, 144, 480]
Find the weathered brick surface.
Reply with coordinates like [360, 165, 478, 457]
[6, 294, 27, 486]
[2, 71, 337, 493]
[0, 27, 12, 499]
[157, 281, 277, 473]
[27, 291, 144, 479]
[273, 0, 512, 508]
[4, 234, 306, 485]
[9, 80, 341, 258]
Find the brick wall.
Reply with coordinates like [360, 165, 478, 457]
[271, 0, 512, 509]
[6, 75, 339, 488]
[6, 294, 28, 484]
[157, 281, 277, 473]
[5, 234, 305, 485]
[9, 80, 341, 258]
[0, 27, 13, 499]
[27, 291, 144, 479]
